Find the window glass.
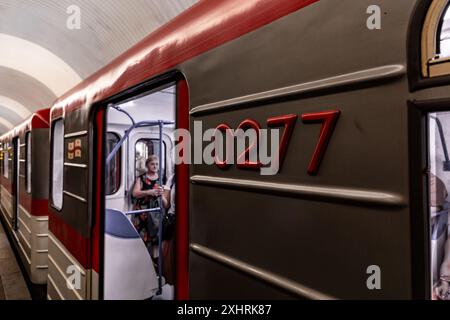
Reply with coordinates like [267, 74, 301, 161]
[105, 132, 121, 195]
[440, 6, 450, 59]
[52, 120, 64, 210]
[3, 145, 8, 179]
[135, 139, 166, 181]
[421, 1, 450, 77]
[26, 133, 31, 193]
[16, 138, 20, 181]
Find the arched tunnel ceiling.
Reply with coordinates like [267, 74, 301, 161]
[0, 0, 198, 134]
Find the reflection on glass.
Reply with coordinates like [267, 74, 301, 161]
[105, 132, 121, 195]
[135, 139, 166, 181]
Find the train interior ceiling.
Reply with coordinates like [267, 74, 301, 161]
[103, 84, 176, 300]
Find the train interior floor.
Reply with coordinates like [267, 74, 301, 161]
[0, 220, 31, 300]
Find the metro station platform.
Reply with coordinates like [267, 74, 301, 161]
[0, 220, 31, 300]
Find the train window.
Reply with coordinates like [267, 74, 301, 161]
[51, 119, 64, 210]
[135, 139, 166, 181]
[3, 146, 8, 179]
[422, 0, 450, 77]
[25, 132, 31, 194]
[440, 6, 450, 58]
[105, 132, 121, 195]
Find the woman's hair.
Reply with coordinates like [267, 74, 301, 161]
[145, 155, 159, 167]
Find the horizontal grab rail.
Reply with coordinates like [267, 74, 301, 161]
[124, 207, 162, 216]
[106, 120, 175, 165]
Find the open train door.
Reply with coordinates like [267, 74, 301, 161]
[409, 0, 450, 300]
[92, 75, 189, 300]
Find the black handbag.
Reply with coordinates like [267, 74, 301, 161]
[162, 213, 175, 240]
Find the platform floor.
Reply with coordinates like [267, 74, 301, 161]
[0, 220, 31, 300]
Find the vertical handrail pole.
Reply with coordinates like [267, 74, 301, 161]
[157, 120, 164, 294]
[126, 134, 129, 197]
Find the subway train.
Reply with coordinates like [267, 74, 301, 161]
[0, 108, 50, 288]
[3, 0, 450, 300]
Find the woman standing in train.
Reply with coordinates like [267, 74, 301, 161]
[132, 155, 169, 257]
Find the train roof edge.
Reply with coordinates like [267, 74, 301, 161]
[49, 0, 320, 119]
[0, 107, 51, 141]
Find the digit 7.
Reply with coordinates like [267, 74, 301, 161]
[301, 110, 340, 175]
[267, 114, 298, 169]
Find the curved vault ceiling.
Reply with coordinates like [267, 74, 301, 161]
[0, 0, 198, 134]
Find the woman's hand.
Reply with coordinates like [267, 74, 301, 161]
[147, 187, 164, 197]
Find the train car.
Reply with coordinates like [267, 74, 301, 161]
[0, 108, 50, 287]
[40, 0, 450, 300]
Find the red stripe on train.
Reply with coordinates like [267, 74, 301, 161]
[19, 192, 49, 217]
[91, 109, 105, 274]
[48, 210, 90, 268]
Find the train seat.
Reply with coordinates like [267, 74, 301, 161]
[104, 208, 158, 300]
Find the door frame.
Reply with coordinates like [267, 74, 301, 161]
[91, 71, 190, 300]
[407, 98, 450, 299]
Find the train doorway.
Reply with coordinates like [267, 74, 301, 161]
[428, 111, 450, 300]
[102, 83, 177, 300]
